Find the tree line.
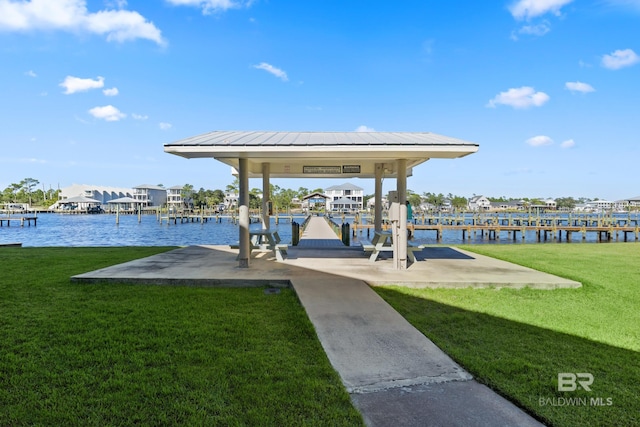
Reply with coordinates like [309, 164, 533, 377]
[1, 178, 58, 207]
[3, 176, 586, 211]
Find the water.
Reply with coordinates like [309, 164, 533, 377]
[0, 214, 302, 247]
[2, 213, 638, 247]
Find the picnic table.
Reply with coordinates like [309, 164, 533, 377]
[231, 229, 288, 261]
[361, 230, 421, 263]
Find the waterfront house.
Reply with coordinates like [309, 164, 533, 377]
[368, 196, 390, 211]
[167, 185, 193, 211]
[55, 184, 133, 209]
[544, 199, 557, 210]
[490, 201, 509, 211]
[619, 196, 640, 211]
[418, 201, 435, 212]
[468, 195, 491, 211]
[576, 200, 619, 212]
[224, 191, 238, 209]
[133, 184, 167, 207]
[325, 183, 364, 211]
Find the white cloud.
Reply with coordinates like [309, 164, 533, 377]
[159, 122, 172, 130]
[88, 105, 125, 121]
[560, 139, 575, 148]
[166, 0, 251, 14]
[565, 81, 595, 93]
[21, 157, 47, 164]
[601, 49, 640, 70]
[103, 87, 119, 96]
[526, 135, 554, 147]
[516, 21, 550, 37]
[509, 0, 574, 20]
[487, 86, 550, 109]
[355, 125, 375, 132]
[60, 75, 104, 94]
[132, 113, 148, 120]
[253, 62, 288, 81]
[105, 0, 128, 8]
[603, 0, 640, 12]
[24, 70, 37, 77]
[0, 0, 165, 45]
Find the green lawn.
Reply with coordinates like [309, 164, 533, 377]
[375, 243, 640, 427]
[0, 247, 362, 426]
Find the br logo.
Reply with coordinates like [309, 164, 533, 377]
[558, 373, 594, 391]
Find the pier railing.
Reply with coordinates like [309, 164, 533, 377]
[345, 212, 640, 243]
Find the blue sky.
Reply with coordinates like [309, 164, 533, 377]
[1, 0, 639, 200]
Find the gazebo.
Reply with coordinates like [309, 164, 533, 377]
[164, 131, 478, 269]
[107, 196, 140, 212]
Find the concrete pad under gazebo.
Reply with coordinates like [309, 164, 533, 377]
[164, 131, 479, 269]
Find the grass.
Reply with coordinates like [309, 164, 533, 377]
[375, 243, 640, 427]
[0, 247, 362, 426]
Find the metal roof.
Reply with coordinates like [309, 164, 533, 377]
[164, 130, 479, 178]
[165, 130, 476, 147]
[325, 183, 364, 191]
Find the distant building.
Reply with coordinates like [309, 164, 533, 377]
[619, 196, 640, 211]
[55, 184, 133, 207]
[368, 196, 390, 211]
[490, 201, 509, 211]
[325, 183, 364, 211]
[574, 200, 625, 212]
[418, 201, 435, 212]
[133, 184, 167, 207]
[224, 191, 238, 209]
[468, 195, 491, 211]
[167, 185, 193, 210]
[583, 200, 615, 212]
[302, 192, 329, 210]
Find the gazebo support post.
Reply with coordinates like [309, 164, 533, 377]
[374, 163, 383, 232]
[396, 159, 408, 270]
[238, 158, 250, 268]
[262, 162, 270, 230]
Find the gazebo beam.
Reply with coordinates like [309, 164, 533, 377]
[262, 162, 270, 230]
[396, 159, 408, 270]
[238, 158, 250, 268]
[374, 163, 383, 232]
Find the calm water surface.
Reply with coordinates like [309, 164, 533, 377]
[1, 213, 636, 247]
[1, 214, 302, 247]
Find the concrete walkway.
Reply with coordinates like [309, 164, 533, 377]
[71, 238, 572, 426]
[291, 275, 543, 426]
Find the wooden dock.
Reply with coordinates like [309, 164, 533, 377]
[156, 211, 298, 225]
[0, 216, 37, 227]
[350, 212, 640, 243]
